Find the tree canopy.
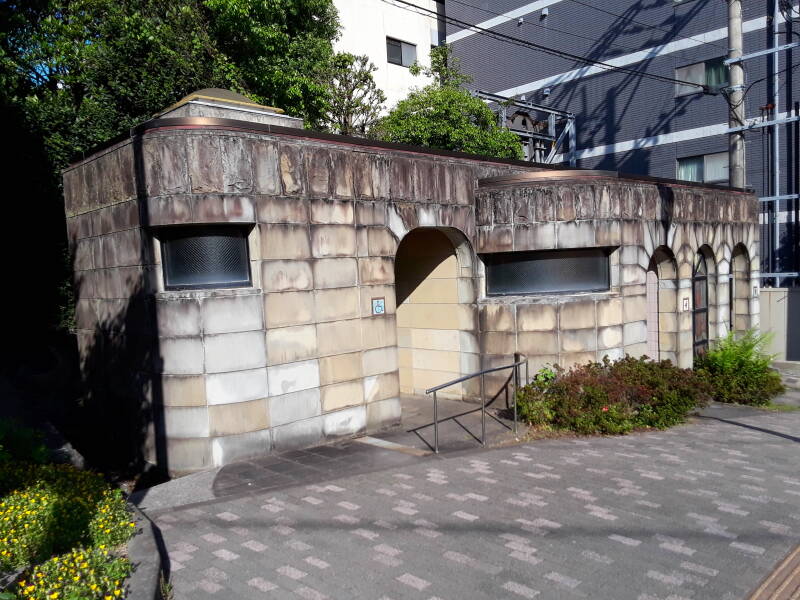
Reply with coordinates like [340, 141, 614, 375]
[316, 52, 385, 136]
[0, 0, 340, 167]
[374, 45, 523, 160]
[0, 0, 340, 336]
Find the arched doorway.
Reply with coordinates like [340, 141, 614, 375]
[731, 244, 750, 334]
[394, 227, 477, 400]
[692, 248, 715, 355]
[646, 247, 678, 362]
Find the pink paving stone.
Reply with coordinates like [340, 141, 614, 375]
[294, 586, 328, 600]
[241, 540, 268, 552]
[503, 581, 540, 598]
[373, 554, 402, 567]
[212, 549, 240, 561]
[247, 577, 278, 592]
[216, 511, 240, 521]
[452, 511, 479, 521]
[197, 580, 223, 594]
[304, 556, 330, 569]
[201, 533, 227, 544]
[277, 565, 307, 580]
[396, 573, 431, 591]
[374, 544, 402, 556]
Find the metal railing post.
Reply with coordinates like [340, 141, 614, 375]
[433, 390, 439, 454]
[425, 354, 527, 453]
[480, 373, 486, 446]
[525, 360, 529, 385]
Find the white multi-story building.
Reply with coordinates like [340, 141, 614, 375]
[333, 0, 444, 109]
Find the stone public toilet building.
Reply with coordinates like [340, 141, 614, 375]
[63, 90, 759, 474]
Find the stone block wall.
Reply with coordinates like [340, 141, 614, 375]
[63, 115, 759, 474]
[474, 178, 759, 373]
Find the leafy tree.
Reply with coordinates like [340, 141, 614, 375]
[316, 52, 386, 135]
[0, 0, 339, 340]
[374, 45, 523, 159]
[205, 0, 340, 123]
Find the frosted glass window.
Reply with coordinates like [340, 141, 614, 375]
[675, 62, 705, 96]
[675, 57, 728, 96]
[705, 57, 728, 89]
[483, 248, 611, 296]
[677, 156, 703, 182]
[161, 226, 251, 290]
[703, 152, 729, 183]
[677, 153, 728, 185]
[387, 37, 416, 67]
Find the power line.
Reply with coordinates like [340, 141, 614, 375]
[383, 0, 712, 93]
[445, 0, 643, 54]
[563, 0, 729, 52]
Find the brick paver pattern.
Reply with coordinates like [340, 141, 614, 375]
[150, 407, 800, 599]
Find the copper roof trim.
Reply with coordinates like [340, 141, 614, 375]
[479, 170, 619, 186]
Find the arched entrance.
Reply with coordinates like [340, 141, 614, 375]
[394, 227, 477, 400]
[646, 247, 678, 362]
[731, 244, 750, 333]
[692, 248, 715, 355]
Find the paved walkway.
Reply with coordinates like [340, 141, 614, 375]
[140, 404, 800, 599]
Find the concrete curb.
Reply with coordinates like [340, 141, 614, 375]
[127, 504, 168, 600]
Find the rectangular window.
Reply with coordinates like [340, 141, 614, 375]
[675, 57, 728, 96]
[482, 248, 612, 296]
[677, 152, 729, 184]
[387, 37, 416, 67]
[161, 226, 251, 290]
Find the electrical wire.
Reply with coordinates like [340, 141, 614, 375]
[382, 0, 712, 93]
[445, 0, 643, 54]
[563, 0, 729, 52]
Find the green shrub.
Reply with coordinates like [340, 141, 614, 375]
[0, 419, 48, 465]
[694, 330, 785, 406]
[516, 356, 711, 435]
[0, 463, 135, 570]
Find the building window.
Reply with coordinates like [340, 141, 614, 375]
[482, 248, 612, 296]
[387, 37, 416, 67]
[675, 57, 728, 96]
[677, 152, 729, 184]
[161, 226, 251, 290]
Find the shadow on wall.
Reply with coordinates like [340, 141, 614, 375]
[74, 271, 167, 477]
[395, 229, 456, 305]
[67, 136, 168, 479]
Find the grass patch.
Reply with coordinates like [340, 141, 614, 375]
[761, 402, 800, 412]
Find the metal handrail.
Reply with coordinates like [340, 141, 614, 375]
[424, 353, 529, 453]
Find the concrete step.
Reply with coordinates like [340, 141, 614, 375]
[773, 360, 800, 377]
[782, 376, 800, 391]
[773, 390, 800, 407]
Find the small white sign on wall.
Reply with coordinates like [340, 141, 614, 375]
[372, 297, 386, 315]
[683, 297, 690, 312]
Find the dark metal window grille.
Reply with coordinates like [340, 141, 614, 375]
[161, 226, 251, 290]
[387, 37, 416, 67]
[692, 255, 709, 355]
[482, 248, 612, 296]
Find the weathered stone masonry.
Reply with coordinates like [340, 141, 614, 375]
[63, 95, 758, 474]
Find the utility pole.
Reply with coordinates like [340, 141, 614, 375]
[728, 0, 746, 188]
